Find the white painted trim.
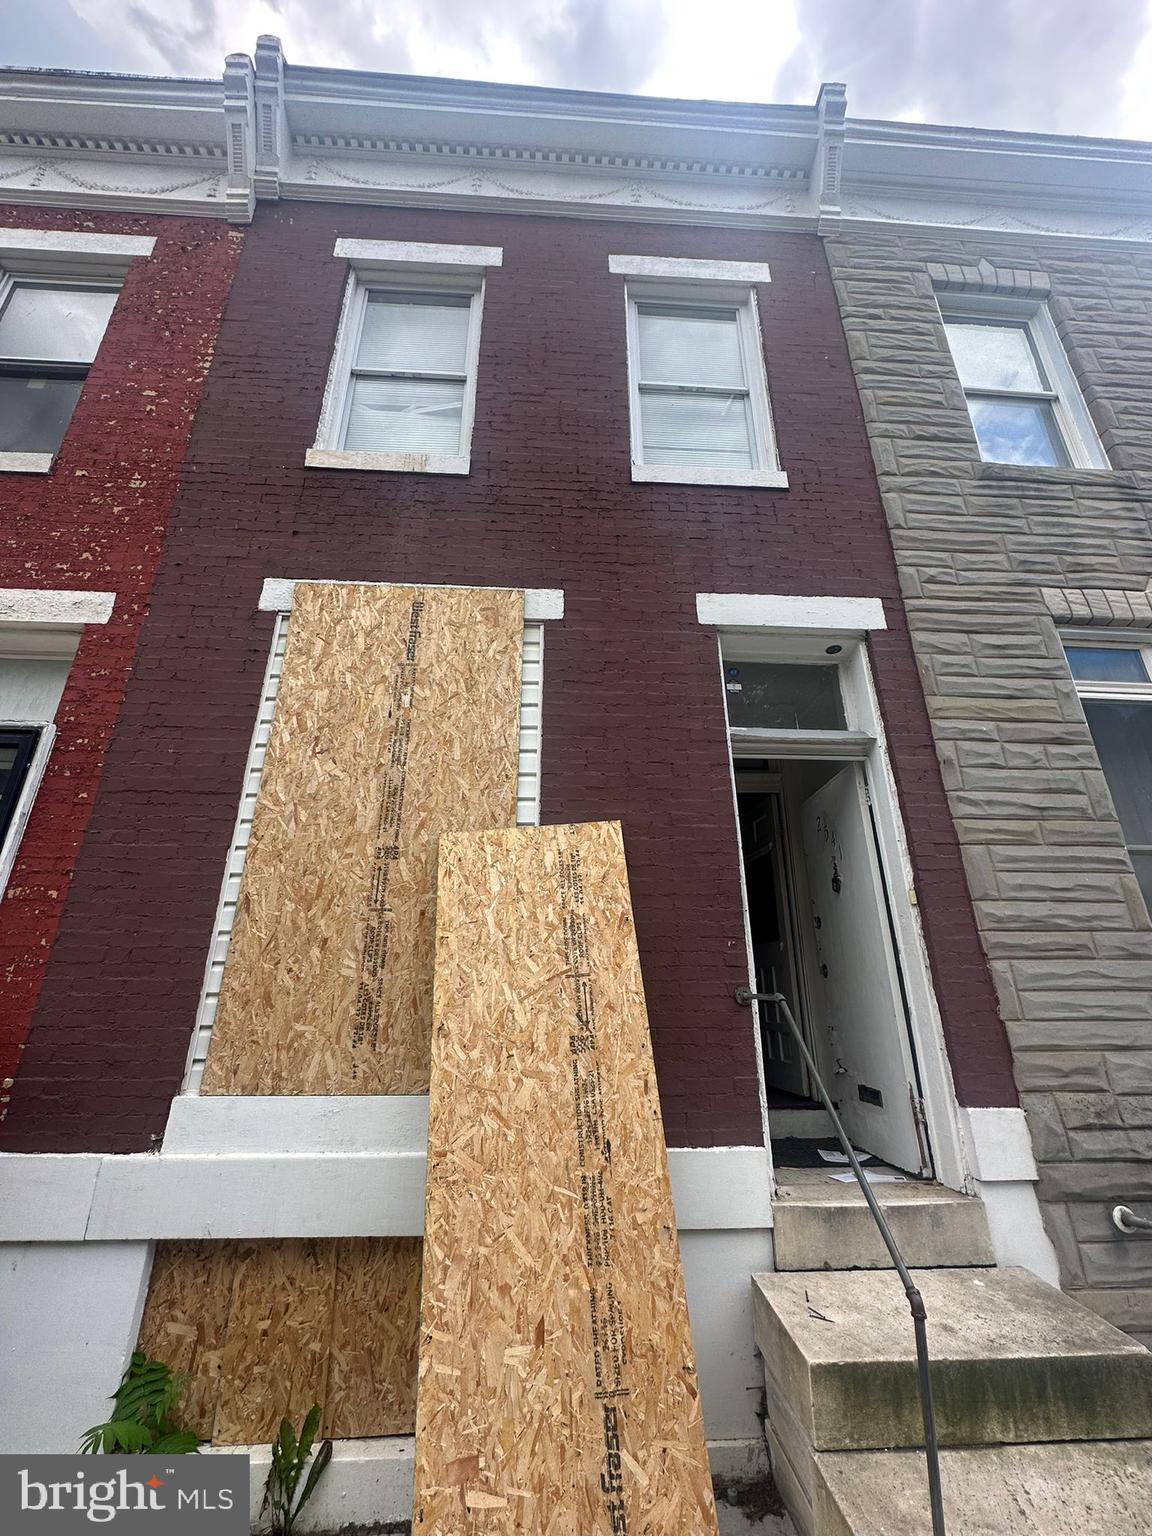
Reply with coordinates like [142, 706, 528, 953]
[844, 642, 968, 1192]
[257, 577, 564, 620]
[697, 592, 887, 631]
[0, 1144, 772, 1241]
[631, 464, 789, 488]
[957, 1105, 1039, 1182]
[0, 588, 115, 626]
[334, 237, 502, 269]
[976, 1181, 1061, 1286]
[0, 452, 53, 474]
[163, 1094, 431, 1153]
[0, 722, 54, 898]
[0, 230, 155, 261]
[609, 254, 772, 283]
[304, 447, 469, 475]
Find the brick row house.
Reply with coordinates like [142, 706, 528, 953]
[1, 41, 1150, 1532]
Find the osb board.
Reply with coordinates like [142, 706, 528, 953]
[137, 1238, 422, 1445]
[213, 1239, 338, 1446]
[414, 821, 719, 1535]
[136, 1240, 238, 1440]
[202, 582, 524, 1095]
[326, 1236, 423, 1438]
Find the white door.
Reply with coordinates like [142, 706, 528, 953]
[800, 763, 929, 1174]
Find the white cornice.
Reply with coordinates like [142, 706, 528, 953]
[0, 43, 1149, 241]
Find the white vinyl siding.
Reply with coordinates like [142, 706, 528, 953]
[183, 617, 545, 1090]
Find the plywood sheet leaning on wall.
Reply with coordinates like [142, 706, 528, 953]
[415, 821, 719, 1535]
[136, 1238, 422, 1445]
[202, 582, 524, 1095]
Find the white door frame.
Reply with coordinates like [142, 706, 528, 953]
[710, 616, 969, 1194]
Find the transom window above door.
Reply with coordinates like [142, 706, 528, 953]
[724, 660, 847, 732]
[940, 305, 1107, 471]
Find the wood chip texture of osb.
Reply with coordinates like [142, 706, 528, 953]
[414, 821, 719, 1535]
[201, 582, 524, 1095]
[137, 1237, 421, 1444]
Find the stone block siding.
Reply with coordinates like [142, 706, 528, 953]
[826, 226, 1152, 1337]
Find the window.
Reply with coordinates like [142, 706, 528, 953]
[0, 728, 40, 842]
[1064, 640, 1152, 914]
[342, 289, 476, 456]
[941, 306, 1106, 470]
[625, 291, 783, 486]
[724, 660, 847, 732]
[0, 282, 119, 457]
[309, 239, 502, 476]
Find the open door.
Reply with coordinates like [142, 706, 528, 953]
[800, 763, 929, 1175]
[740, 792, 808, 1100]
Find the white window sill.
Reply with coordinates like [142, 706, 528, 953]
[305, 447, 470, 476]
[631, 462, 788, 489]
[0, 452, 53, 474]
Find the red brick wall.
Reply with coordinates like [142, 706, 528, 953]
[0, 202, 1016, 1153]
[0, 208, 242, 1119]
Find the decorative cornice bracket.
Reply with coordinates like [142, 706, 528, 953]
[222, 51, 256, 223]
[814, 81, 846, 236]
[253, 34, 287, 201]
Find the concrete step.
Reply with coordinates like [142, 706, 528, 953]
[812, 1440, 1152, 1536]
[752, 1266, 1152, 1452]
[772, 1171, 994, 1270]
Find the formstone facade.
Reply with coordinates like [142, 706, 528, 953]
[826, 228, 1152, 1341]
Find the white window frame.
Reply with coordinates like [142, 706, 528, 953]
[0, 230, 153, 475]
[0, 721, 56, 896]
[938, 294, 1108, 472]
[307, 239, 502, 477]
[622, 285, 786, 489]
[1062, 628, 1152, 915]
[1063, 629, 1152, 702]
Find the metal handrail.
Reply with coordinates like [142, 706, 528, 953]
[1113, 1205, 1152, 1235]
[736, 986, 946, 1536]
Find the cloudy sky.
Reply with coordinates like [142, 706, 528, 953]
[4, 0, 1152, 141]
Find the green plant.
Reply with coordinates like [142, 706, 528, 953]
[261, 1405, 333, 1536]
[80, 1352, 200, 1455]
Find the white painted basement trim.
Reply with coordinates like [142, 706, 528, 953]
[0, 588, 116, 626]
[0, 1142, 773, 1242]
[696, 592, 887, 631]
[258, 577, 564, 621]
[958, 1106, 1061, 1287]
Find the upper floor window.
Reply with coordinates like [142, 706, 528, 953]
[941, 305, 1107, 471]
[625, 292, 783, 487]
[609, 255, 785, 489]
[0, 281, 119, 459]
[1064, 639, 1152, 915]
[307, 238, 502, 477]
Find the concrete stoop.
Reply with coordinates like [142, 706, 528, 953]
[752, 1266, 1152, 1534]
[771, 1173, 995, 1271]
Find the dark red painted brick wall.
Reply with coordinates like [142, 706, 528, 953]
[1, 201, 1015, 1153]
[0, 208, 242, 1119]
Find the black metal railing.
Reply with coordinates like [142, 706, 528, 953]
[736, 986, 946, 1536]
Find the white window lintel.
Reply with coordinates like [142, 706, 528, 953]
[696, 593, 887, 632]
[258, 578, 563, 622]
[609, 254, 772, 284]
[333, 238, 502, 271]
[0, 588, 115, 627]
[0, 229, 154, 278]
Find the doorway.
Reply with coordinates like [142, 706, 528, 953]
[736, 755, 932, 1178]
